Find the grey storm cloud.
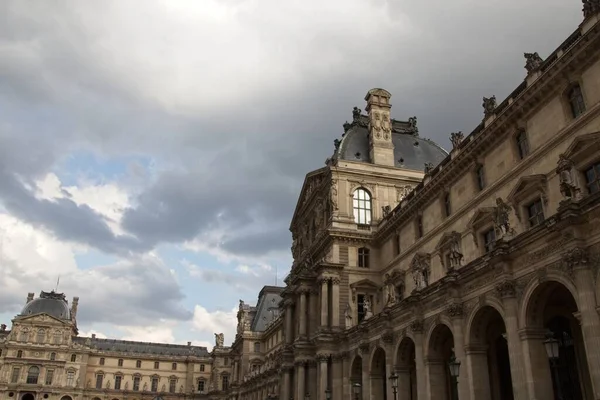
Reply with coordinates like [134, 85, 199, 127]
[0, 0, 584, 260]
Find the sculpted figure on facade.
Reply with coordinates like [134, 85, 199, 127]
[493, 198, 513, 238]
[382, 205, 391, 218]
[449, 233, 463, 270]
[344, 302, 353, 328]
[557, 154, 582, 200]
[483, 95, 497, 118]
[450, 131, 464, 148]
[352, 107, 362, 122]
[424, 162, 434, 175]
[237, 300, 247, 334]
[397, 185, 413, 202]
[330, 179, 338, 212]
[215, 332, 224, 348]
[408, 116, 419, 135]
[363, 297, 373, 320]
[524, 52, 544, 73]
[383, 274, 396, 307]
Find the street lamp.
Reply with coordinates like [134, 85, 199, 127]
[544, 331, 564, 400]
[388, 372, 398, 400]
[325, 388, 331, 400]
[304, 392, 310, 400]
[352, 383, 361, 400]
[448, 353, 461, 400]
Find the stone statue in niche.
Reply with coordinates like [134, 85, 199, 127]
[344, 303, 353, 328]
[448, 235, 463, 270]
[482, 96, 497, 118]
[124, 381, 129, 390]
[556, 154, 582, 201]
[330, 180, 338, 211]
[363, 297, 373, 320]
[106, 380, 111, 389]
[493, 198, 513, 238]
[382, 205, 391, 218]
[450, 131, 464, 148]
[524, 52, 543, 73]
[215, 332, 224, 348]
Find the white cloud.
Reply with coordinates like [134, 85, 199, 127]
[191, 304, 237, 348]
[78, 329, 108, 339]
[118, 324, 176, 344]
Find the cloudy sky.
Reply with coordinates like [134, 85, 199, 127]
[0, 1, 583, 349]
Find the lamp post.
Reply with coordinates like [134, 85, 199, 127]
[325, 388, 331, 400]
[304, 392, 310, 400]
[389, 372, 398, 400]
[352, 383, 361, 400]
[544, 331, 564, 400]
[448, 353, 461, 400]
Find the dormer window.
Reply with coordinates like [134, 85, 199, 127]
[353, 188, 372, 225]
[568, 84, 586, 118]
[358, 247, 370, 268]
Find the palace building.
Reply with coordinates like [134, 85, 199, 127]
[228, 3, 600, 400]
[4, 3, 600, 400]
[0, 291, 234, 400]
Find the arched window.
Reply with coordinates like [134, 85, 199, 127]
[568, 84, 586, 118]
[353, 188, 372, 225]
[53, 331, 62, 344]
[26, 366, 40, 384]
[36, 329, 45, 343]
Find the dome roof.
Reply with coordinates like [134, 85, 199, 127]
[21, 291, 70, 320]
[333, 115, 448, 170]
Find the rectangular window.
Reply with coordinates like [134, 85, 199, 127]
[417, 216, 424, 238]
[133, 376, 140, 391]
[476, 165, 485, 191]
[200, 364, 205, 372]
[71, 354, 76, 362]
[197, 380, 205, 392]
[169, 379, 176, 393]
[527, 198, 545, 227]
[95, 374, 104, 389]
[393, 233, 400, 256]
[154, 361, 159, 369]
[516, 130, 530, 159]
[483, 228, 496, 253]
[222, 375, 229, 391]
[444, 193, 451, 217]
[115, 375, 122, 390]
[136, 360, 142, 368]
[99, 357, 105, 366]
[118, 359, 123, 367]
[172, 362, 177, 370]
[45, 369, 54, 385]
[11, 367, 20, 383]
[66, 371, 74, 387]
[358, 248, 370, 268]
[585, 162, 600, 194]
[151, 377, 159, 392]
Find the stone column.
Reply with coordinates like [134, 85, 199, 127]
[285, 301, 294, 344]
[282, 366, 291, 400]
[568, 247, 600, 397]
[320, 277, 329, 329]
[296, 361, 306, 400]
[332, 353, 344, 400]
[308, 360, 318, 398]
[449, 307, 470, 400]
[411, 321, 427, 399]
[520, 328, 554, 400]
[465, 345, 491, 399]
[299, 289, 308, 338]
[317, 354, 329, 400]
[331, 277, 341, 328]
[361, 349, 371, 400]
[496, 280, 528, 400]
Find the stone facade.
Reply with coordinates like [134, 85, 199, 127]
[0, 292, 233, 400]
[226, 6, 600, 400]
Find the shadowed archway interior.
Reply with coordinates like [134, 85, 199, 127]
[371, 348, 387, 400]
[396, 337, 417, 400]
[427, 324, 455, 400]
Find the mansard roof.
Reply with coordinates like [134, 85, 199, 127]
[72, 336, 210, 357]
[251, 286, 284, 332]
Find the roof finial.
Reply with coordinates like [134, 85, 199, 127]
[55, 276, 60, 292]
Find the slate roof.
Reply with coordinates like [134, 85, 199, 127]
[333, 115, 448, 170]
[251, 286, 284, 332]
[20, 291, 71, 321]
[72, 337, 210, 357]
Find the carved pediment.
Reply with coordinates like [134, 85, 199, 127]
[350, 279, 379, 290]
[290, 169, 328, 228]
[15, 314, 70, 326]
[507, 175, 547, 206]
[435, 231, 461, 251]
[409, 252, 431, 271]
[563, 132, 600, 162]
[467, 207, 495, 230]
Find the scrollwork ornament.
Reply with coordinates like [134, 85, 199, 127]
[495, 280, 516, 299]
[446, 302, 464, 318]
[563, 247, 589, 273]
[410, 319, 424, 333]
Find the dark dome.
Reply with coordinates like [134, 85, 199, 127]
[335, 115, 448, 170]
[21, 291, 70, 320]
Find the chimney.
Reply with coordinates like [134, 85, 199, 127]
[71, 297, 79, 320]
[92, 333, 96, 339]
[26, 293, 34, 304]
[365, 88, 395, 167]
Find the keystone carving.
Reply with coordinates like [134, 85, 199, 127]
[495, 280, 516, 298]
[483, 96, 497, 118]
[446, 302, 464, 318]
[524, 52, 543, 73]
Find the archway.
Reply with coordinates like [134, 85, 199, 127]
[525, 280, 592, 399]
[351, 356, 363, 395]
[427, 324, 455, 400]
[395, 337, 417, 400]
[60, 397, 73, 400]
[21, 394, 34, 400]
[468, 306, 513, 400]
[371, 348, 387, 400]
